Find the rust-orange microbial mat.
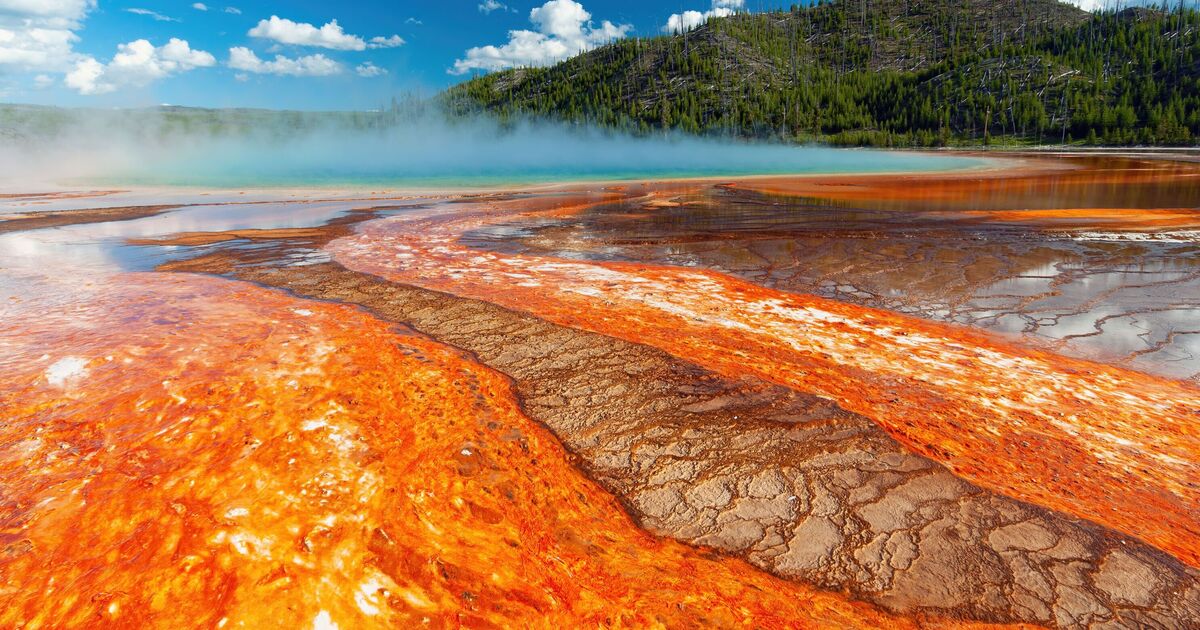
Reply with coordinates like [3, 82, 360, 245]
[328, 189, 1200, 572]
[0, 273, 979, 629]
[2, 155, 1200, 629]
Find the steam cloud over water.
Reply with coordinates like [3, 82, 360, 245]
[0, 107, 981, 187]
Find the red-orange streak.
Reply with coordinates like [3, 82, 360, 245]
[735, 157, 1200, 207]
[328, 197, 1200, 570]
[949, 207, 1200, 230]
[0, 273, 1001, 629]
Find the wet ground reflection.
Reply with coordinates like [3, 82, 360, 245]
[3, 154, 1199, 628]
[462, 156, 1200, 381]
[0, 197, 421, 277]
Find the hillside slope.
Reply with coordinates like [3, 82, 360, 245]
[444, 0, 1199, 146]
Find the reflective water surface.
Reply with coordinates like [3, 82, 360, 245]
[2, 154, 1199, 628]
[463, 156, 1200, 381]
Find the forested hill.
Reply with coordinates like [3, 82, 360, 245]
[443, 0, 1200, 147]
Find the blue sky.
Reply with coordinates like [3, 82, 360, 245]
[0, 0, 1105, 110]
[0, 0, 791, 109]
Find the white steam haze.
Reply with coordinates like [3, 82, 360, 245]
[0, 106, 979, 188]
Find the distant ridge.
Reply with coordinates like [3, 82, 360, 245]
[445, 0, 1200, 146]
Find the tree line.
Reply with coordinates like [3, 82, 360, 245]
[443, 0, 1200, 146]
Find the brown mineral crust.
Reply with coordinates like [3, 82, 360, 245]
[483, 186, 1200, 383]
[0, 191, 447, 238]
[167, 247, 1200, 629]
[126, 227, 334, 246]
[8, 272, 986, 629]
[0, 205, 180, 233]
[11, 155, 1197, 627]
[327, 190, 1200, 574]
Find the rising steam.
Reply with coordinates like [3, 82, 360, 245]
[0, 106, 978, 188]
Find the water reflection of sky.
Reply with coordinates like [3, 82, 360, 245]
[969, 255, 1200, 377]
[0, 201, 380, 276]
[5, 163, 1200, 383]
[462, 181, 1200, 382]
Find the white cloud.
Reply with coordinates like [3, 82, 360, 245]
[248, 15, 403, 51]
[63, 56, 101, 92]
[0, 0, 93, 72]
[368, 35, 404, 49]
[192, 3, 208, 11]
[664, 0, 741, 33]
[479, 0, 510, 14]
[65, 38, 215, 95]
[224, 6, 241, 14]
[355, 61, 385, 77]
[227, 46, 342, 76]
[33, 73, 52, 87]
[125, 8, 180, 22]
[0, 27, 79, 71]
[452, 0, 631, 75]
[249, 16, 362, 50]
[0, 0, 94, 28]
[405, 17, 422, 26]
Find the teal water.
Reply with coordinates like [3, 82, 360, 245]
[69, 134, 989, 189]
